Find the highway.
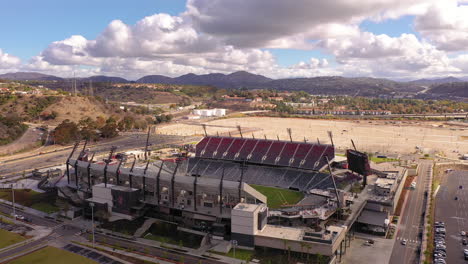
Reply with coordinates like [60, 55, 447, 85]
[0, 133, 190, 177]
[389, 161, 432, 264]
[434, 170, 468, 264]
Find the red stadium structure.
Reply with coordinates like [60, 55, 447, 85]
[195, 136, 334, 170]
[189, 136, 335, 192]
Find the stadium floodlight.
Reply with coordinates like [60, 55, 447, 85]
[351, 139, 357, 151]
[236, 125, 243, 138]
[144, 126, 151, 160]
[202, 124, 208, 136]
[287, 128, 293, 142]
[327, 131, 334, 147]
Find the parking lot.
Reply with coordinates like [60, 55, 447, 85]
[435, 170, 468, 263]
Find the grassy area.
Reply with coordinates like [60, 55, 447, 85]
[0, 189, 59, 214]
[144, 233, 176, 245]
[250, 184, 304, 209]
[9, 246, 97, 264]
[0, 229, 26, 249]
[210, 248, 254, 261]
[370, 157, 399, 163]
[73, 241, 160, 264]
[31, 202, 60, 214]
[143, 221, 203, 249]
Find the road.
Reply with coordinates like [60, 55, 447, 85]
[0, 133, 190, 177]
[0, 201, 226, 264]
[390, 161, 432, 264]
[92, 233, 227, 264]
[435, 170, 468, 264]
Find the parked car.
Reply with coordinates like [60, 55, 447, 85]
[401, 239, 407, 245]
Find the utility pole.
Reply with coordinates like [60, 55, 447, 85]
[89, 80, 93, 96]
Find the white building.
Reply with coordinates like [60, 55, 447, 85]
[192, 108, 227, 117]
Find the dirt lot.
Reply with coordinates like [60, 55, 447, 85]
[158, 117, 467, 158]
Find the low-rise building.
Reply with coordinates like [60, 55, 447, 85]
[192, 108, 227, 117]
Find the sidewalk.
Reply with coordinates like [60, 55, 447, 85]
[76, 241, 175, 264]
[0, 199, 58, 219]
[74, 221, 254, 264]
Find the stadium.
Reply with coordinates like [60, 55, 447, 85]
[54, 131, 408, 263]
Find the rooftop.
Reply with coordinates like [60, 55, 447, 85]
[233, 203, 263, 212]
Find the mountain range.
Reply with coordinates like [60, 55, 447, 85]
[1, 71, 467, 97]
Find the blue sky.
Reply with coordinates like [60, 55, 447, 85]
[1, 0, 416, 66]
[0, 0, 187, 61]
[0, 0, 466, 79]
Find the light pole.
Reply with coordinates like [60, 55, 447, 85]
[11, 184, 15, 222]
[231, 240, 238, 258]
[89, 202, 95, 248]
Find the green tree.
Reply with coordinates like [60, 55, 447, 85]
[101, 122, 118, 138]
[52, 119, 80, 145]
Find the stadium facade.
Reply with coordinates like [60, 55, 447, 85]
[60, 135, 408, 262]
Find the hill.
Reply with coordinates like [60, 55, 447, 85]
[82, 75, 129, 83]
[0, 94, 118, 125]
[137, 72, 422, 96]
[0, 72, 63, 81]
[409, 76, 464, 86]
[5, 71, 468, 98]
[0, 115, 28, 145]
[137, 71, 272, 88]
[428, 82, 468, 98]
[137, 74, 176, 84]
[42, 96, 115, 125]
[251, 76, 424, 96]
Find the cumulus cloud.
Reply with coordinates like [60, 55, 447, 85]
[185, 0, 438, 48]
[315, 31, 460, 78]
[3, 0, 468, 80]
[0, 49, 21, 69]
[415, 1, 468, 51]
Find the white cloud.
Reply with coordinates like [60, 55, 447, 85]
[415, 1, 468, 51]
[3, 0, 468, 80]
[185, 0, 438, 49]
[0, 49, 21, 69]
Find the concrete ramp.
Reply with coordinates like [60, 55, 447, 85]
[57, 186, 82, 205]
[134, 218, 157, 238]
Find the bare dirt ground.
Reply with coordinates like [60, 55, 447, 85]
[157, 117, 468, 158]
